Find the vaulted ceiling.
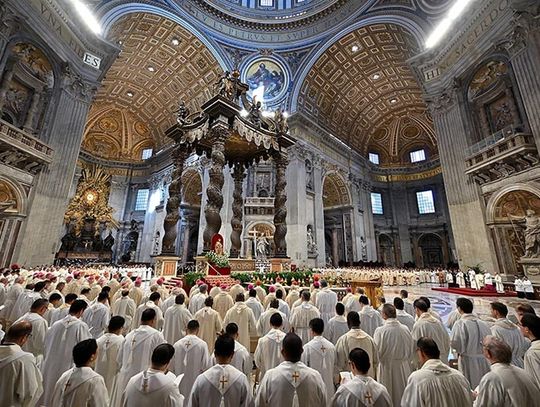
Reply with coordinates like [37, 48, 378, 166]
[82, 14, 437, 167]
[297, 23, 437, 166]
[82, 12, 223, 161]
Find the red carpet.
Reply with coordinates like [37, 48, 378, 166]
[432, 287, 517, 297]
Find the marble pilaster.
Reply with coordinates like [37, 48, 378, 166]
[312, 159, 326, 266]
[284, 151, 307, 264]
[14, 72, 96, 265]
[507, 24, 540, 150]
[430, 90, 497, 271]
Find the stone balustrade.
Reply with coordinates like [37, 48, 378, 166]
[0, 119, 54, 174]
[465, 127, 538, 185]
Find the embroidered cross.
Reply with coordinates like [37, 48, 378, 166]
[185, 340, 192, 349]
[105, 339, 111, 347]
[142, 378, 149, 392]
[64, 381, 71, 392]
[292, 371, 300, 383]
[131, 337, 136, 346]
[320, 345, 326, 354]
[219, 375, 228, 390]
[364, 391, 373, 404]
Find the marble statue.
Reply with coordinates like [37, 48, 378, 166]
[360, 236, 368, 261]
[215, 71, 234, 99]
[512, 210, 540, 257]
[152, 231, 160, 255]
[307, 225, 317, 254]
[174, 99, 190, 124]
[256, 233, 269, 257]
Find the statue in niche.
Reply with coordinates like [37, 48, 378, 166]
[493, 101, 513, 131]
[256, 233, 270, 258]
[152, 231, 161, 255]
[305, 159, 314, 190]
[511, 209, 540, 257]
[174, 100, 190, 125]
[360, 236, 368, 261]
[307, 225, 317, 254]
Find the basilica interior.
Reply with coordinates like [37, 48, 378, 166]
[0, 0, 539, 291]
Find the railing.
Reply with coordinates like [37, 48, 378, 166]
[244, 197, 275, 206]
[466, 125, 523, 157]
[0, 119, 54, 162]
[465, 130, 536, 170]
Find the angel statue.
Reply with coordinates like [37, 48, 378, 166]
[248, 98, 263, 127]
[215, 71, 234, 99]
[274, 106, 289, 134]
[174, 99, 190, 124]
[510, 209, 540, 257]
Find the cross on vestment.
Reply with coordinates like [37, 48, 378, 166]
[219, 375, 228, 390]
[292, 371, 300, 383]
[131, 337, 136, 346]
[64, 381, 71, 392]
[320, 345, 326, 354]
[185, 340, 192, 349]
[364, 391, 373, 405]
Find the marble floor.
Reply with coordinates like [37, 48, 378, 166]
[383, 283, 540, 324]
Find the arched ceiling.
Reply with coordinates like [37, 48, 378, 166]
[297, 23, 438, 166]
[323, 172, 351, 208]
[83, 12, 223, 161]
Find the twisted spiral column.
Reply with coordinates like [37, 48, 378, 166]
[203, 129, 227, 251]
[161, 144, 190, 255]
[273, 151, 288, 258]
[230, 164, 246, 258]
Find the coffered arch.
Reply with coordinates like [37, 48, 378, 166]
[82, 12, 225, 160]
[296, 22, 437, 167]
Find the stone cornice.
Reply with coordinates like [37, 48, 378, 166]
[192, 0, 348, 28]
[410, 0, 514, 92]
[371, 165, 442, 183]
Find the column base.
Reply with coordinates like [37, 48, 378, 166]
[154, 255, 181, 278]
[269, 257, 291, 272]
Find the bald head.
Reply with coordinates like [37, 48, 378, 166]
[3, 321, 32, 346]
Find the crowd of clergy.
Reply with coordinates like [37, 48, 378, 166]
[1, 266, 540, 407]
